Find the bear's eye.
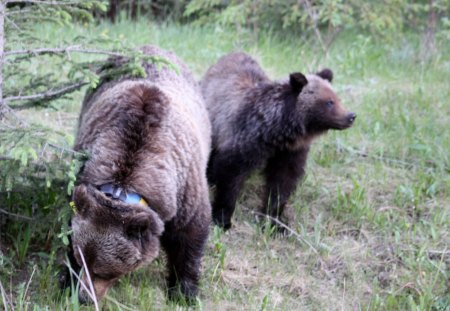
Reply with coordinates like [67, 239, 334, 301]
[326, 100, 334, 108]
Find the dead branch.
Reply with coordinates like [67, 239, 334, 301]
[297, 0, 327, 54]
[4, 80, 87, 108]
[0, 207, 33, 221]
[242, 206, 321, 256]
[4, 46, 126, 58]
[6, 0, 83, 5]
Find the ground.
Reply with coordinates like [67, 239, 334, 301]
[0, 20, 449, 310]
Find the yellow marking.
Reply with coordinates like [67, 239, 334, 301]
[69, 201, 77, 214]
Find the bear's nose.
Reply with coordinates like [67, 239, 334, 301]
[347, 112, 356, 123]
[78, 292, 90, 305]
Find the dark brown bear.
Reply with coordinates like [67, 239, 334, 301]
[201, 52, 355, 230]
[63, 46, 211, 303]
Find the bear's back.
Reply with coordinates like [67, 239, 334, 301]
[201, 52, 270, 149]
[75, 46, 211, 221]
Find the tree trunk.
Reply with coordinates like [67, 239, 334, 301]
[0, 0, 5, 112]
[421, 0, 437, 60]
[108, 0, 118, 23]
[130, 0, 138, 20]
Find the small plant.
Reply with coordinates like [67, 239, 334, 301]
[211, 226, 227, 282]
[12, 224, 31, 266]
[333, 179, 373, 226]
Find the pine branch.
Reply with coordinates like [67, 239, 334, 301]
[4, 80, 87, 108]
[5, 46, 126, 58]
[0, 103, 27, 125]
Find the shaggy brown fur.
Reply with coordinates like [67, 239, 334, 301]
[201, 52, 355, 230]
[62, 46, 211, 303]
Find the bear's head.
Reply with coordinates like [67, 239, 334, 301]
[289, 69, 356, 134]
[70, 183, 164, 303]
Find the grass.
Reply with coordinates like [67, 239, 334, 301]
[1, 18, 449, 310]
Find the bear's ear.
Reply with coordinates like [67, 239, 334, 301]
[289, 73, 308, 94]
[316, 68, 333, 82]
[72, 184, 96, 216]
[125, 210, 164, 239]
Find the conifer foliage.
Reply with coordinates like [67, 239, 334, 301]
[0, 1, 168, 235]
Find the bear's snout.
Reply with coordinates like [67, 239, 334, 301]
[347, 112, 356, 124]
[78, 291, 90, 305]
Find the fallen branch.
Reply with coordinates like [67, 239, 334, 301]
[242, 206, 321, 256]
[340, 145, 440, 170]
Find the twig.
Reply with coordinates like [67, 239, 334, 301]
[64, 261, 99, 311]
[47, 143, 84, 157]
[5, 15, 21, 32]
[23, 266, 36, 304]
[400, 247, 450, 256]
[77, 246, 99, 311]
[0, 102, 27, 125]
[5, 46, 126, 58]
[0, 207, 33, 221]
[0, 278, 9, 311]
[341, 145, 439, 170]
[4, 80, 87, 107]
[242, 207, 320, 255]
[297, 0, 327, 54]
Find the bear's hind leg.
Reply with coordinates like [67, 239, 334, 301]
[262, 147, 309, 227]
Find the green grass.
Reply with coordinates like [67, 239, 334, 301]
[1, 19, 449, 310]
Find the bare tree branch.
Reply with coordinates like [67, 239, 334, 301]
[5, 46, 126, 58]
[6, 0, 83, 5]
[4, 80, 87, 108]
[0, 207, 33, 221]
[297, 0, 326, 52]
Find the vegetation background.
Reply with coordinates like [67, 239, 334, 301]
[0, 0, 449, 310]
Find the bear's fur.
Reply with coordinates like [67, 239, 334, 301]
[201, 52, 355, 230]
[64, 46, 211, 302]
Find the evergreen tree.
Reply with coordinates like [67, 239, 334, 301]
[0, 0, 167, 242]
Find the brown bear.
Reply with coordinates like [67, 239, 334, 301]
[63, 46, 211, 303]
[201, 52, 355, 230]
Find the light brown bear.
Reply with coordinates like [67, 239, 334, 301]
[201, 52, 355, 230]
[63, 46, 211, 303]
